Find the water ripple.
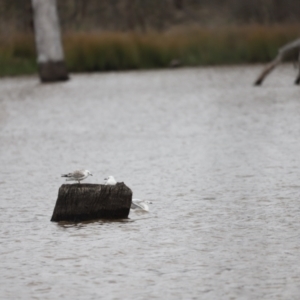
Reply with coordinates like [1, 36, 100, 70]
[1, 66, 300, 299]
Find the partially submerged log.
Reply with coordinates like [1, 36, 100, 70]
[254, 38, 300, 86]
[51, 183, 132, 222]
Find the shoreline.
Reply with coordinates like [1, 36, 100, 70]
[1, 24, 299, 77]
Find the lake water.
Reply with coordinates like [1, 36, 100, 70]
[1, 65, 300, 299]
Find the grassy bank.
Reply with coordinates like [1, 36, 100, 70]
[1, 25, 300, 76]
[0, 34, 36, 76]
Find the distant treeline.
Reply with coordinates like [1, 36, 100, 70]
[1, 0, 300, 33]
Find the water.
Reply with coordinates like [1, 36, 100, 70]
[1, 65, 300, 299]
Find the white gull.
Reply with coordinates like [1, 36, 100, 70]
[104, 175, 117, 185]
[131, 199, 152, 212]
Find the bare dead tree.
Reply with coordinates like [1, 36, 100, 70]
[254, 38, 300, 86]
[31, 0, 69, 82]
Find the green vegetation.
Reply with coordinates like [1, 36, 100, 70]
[0, 34, 37, 76]
[1, 25, 300, 77]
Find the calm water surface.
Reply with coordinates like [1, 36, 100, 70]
[1, 66, 300, 299]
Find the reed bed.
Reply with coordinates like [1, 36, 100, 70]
[1, 25, 300, 76]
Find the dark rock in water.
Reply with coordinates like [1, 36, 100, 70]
[51, 183, 132, 222]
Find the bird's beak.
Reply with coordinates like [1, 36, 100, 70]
[104, 177, 108, 180]
[90, 174, 93, 176]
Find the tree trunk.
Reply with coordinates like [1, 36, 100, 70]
[51, 183, 132, 222]
[31, 0, 69, 82]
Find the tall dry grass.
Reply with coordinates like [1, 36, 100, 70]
[1, 25, 300, 76]
[64, 25, 300, 71]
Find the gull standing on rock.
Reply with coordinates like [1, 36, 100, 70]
[104, 175, 117, 185]
[61, 170, 93, 184]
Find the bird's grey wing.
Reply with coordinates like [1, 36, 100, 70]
[71, 170, 85, 179]
[131, 202, 140, 209]
[132, 201, 145, 209]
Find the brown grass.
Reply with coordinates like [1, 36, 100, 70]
[1, 24, 300, 76]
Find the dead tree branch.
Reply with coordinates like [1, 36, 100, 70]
[254, 38, 300, 86]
